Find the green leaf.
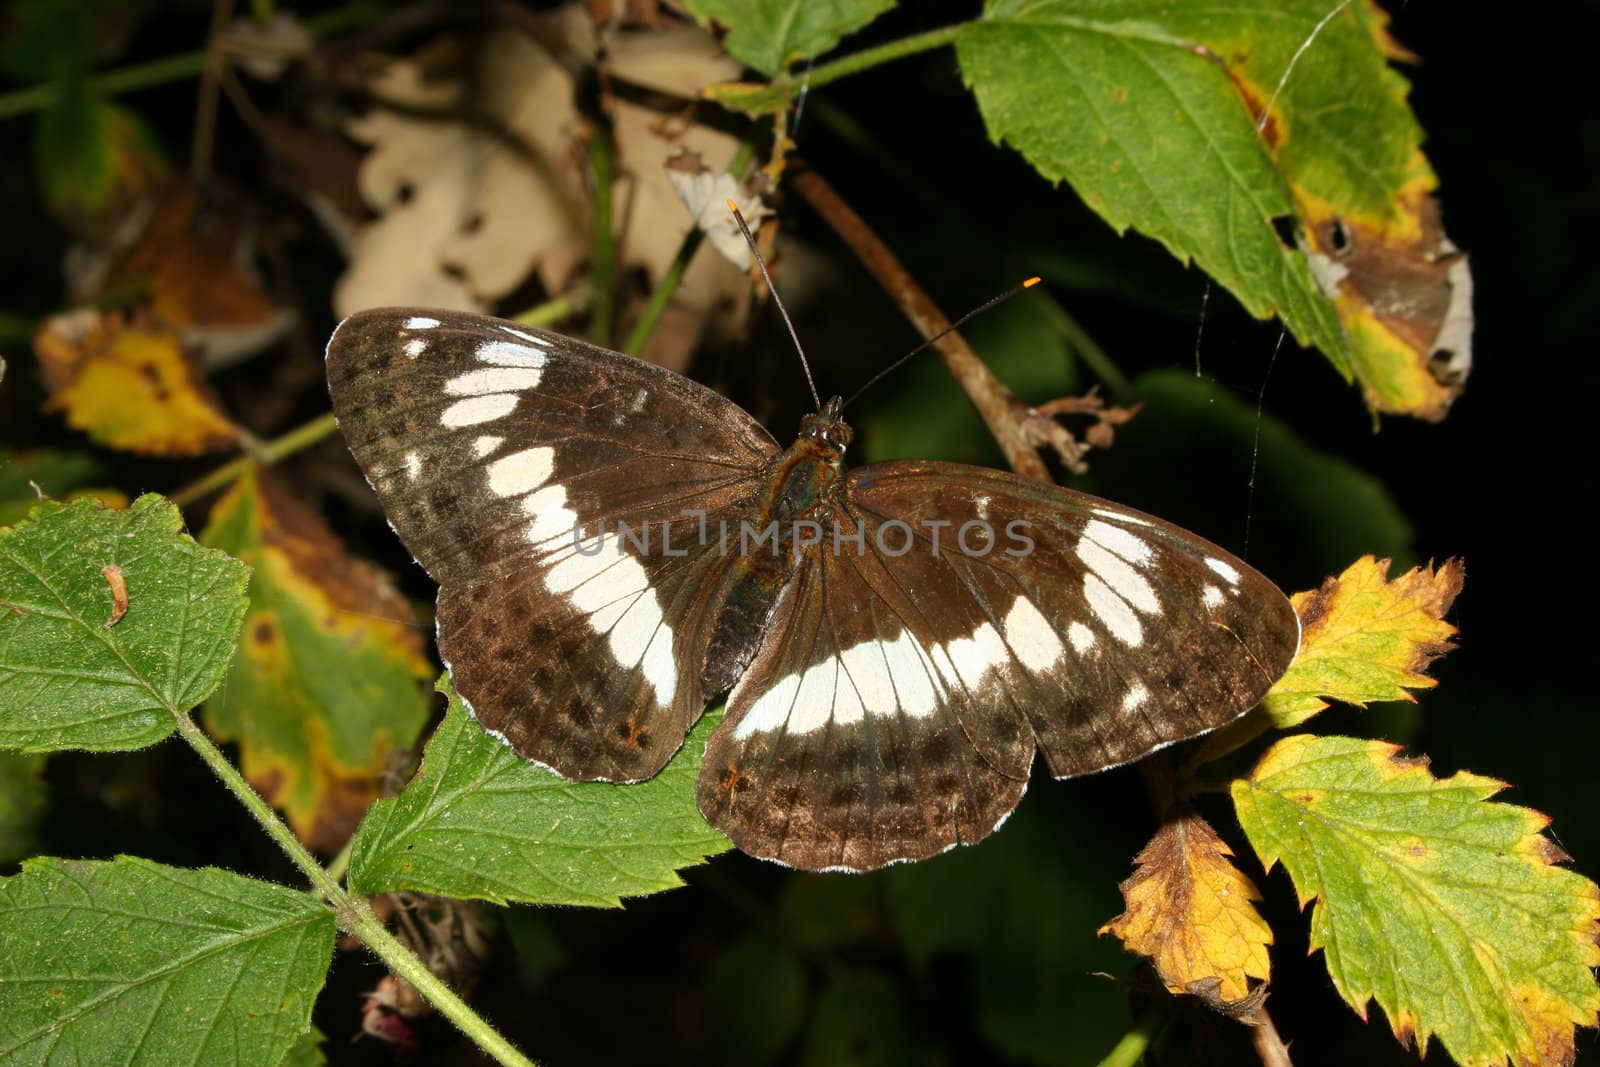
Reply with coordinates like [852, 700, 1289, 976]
[347, 674, 731, 907]
[1232, 735, 1600, 1067]
[200, 466, 431, 851]
[0, 494, 250, 753]
[955, 2, 1464, 418]
[0, 856, 334, 1066]
[0, 751, 48, 866]
[686, 0, 897, 76]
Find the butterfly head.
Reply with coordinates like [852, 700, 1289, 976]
[799, 396, 852, 457]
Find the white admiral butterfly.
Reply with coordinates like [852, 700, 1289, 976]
[326, 309, 1299, 871]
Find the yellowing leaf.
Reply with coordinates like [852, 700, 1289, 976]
[1298, 157, 1472, 421]
[1233, 735, 1600, 1067]
[34, 310, 238, 456]
[1263, 555, 1462, 727]
[1100, 809, 1271, 1004]
[201, 465, 431, 850]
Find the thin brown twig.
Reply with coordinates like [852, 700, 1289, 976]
[190, 0, 237, 184]
[1242, 1004, 1294, 1067]
[789, 167, 1053, 483]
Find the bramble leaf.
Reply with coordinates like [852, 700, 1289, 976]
[34, 311, 238, 456]
[0, 856, 333, 1065]
[685, 0, 896, 76]
[0, 449, 123, 528]
[955, 0, 1470, 419]
[347, 674, 730, 907]
[1233, 735, 1600, 1066]
[200, 465, 432, 851]
[0, 494, 249, 752]
[1263, 555, 1462, 727]
[1100, 809, 1271, 1004]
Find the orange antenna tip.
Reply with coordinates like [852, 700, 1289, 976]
[726, 198, 739, 212]
[1023, 276, 1042, 288]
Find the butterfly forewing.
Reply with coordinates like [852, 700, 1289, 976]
[701, 459, 1299, 870]
[328, 308, 1300, 869]
[326, 308, 781, 781]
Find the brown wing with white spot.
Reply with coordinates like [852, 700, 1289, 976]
[327, 308, 780, 781]
[698, 459, 1298, 871]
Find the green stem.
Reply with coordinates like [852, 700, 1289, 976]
[1095, 1000, 1169, 1067]
[0, 3, 379, 120]
[513, 286, 589, 328]
[586, 123, 617, 348]
[323, 838, 354, 884]
[169, 412, 339, 508]
[711, 24, 966, 114]
[784, 23, 964, 97]
[172, 710, 345, 903]
[623, 142, 757, 357]
[342, 897, 538, 1067]
[170, 710, 537, 1066]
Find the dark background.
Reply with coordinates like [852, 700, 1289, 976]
[1, 2, 1593, 1065]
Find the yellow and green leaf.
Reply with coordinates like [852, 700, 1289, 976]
[33, 311, 238, 456]
[1264, 554, 1463, 727]
[1233, 735, 1600, 1066]
[1100, 809, 1271, 1004]
[201, 465, 432, 851]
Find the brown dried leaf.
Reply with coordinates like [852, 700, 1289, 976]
[1101, 809, 1272, 1005]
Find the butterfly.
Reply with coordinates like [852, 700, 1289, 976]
[326, 308, 1300, 872]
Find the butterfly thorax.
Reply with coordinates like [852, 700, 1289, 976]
[698, 398, 853, 696]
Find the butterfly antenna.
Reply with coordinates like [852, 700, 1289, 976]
[727, 199, 823, 411]
[843, 276, 1042, 408]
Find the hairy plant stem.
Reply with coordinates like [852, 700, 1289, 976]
[170, 709, 537, 1067]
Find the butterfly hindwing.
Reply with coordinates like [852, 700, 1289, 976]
[699, 459, 1299, 870]
[326, 309, 781, 780]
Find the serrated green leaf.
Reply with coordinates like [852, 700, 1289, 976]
[686, 0, 897, 76]
[0, 751, 48, 865]
[0, 856, 334, 1066]
[0, 494, 250, 752]
[1232, 735, 1600, 1067]
[201, 466, 430, 850]
[347, 674, 730, 907]
[955, 2, 1462, 418]
[957, 2, 1343, 367]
